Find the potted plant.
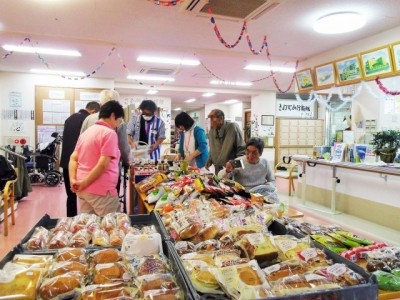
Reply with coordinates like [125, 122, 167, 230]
[370, 130, 400, 163]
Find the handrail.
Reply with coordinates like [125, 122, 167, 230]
[291, 155, 400, 177]
[0, 146, 26, 159]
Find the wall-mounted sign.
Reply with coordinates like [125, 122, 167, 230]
[276, 99, 317, 119]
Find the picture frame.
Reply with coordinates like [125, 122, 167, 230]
[314, 62, 336, 89]
[360, 46, 394, 80]
[334, 55, 363, 85]
[390, 42, 400, 74]
[295, 68, 314, 92]
[261, 115, 274, 126]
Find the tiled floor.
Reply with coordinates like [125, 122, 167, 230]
[1, 178, 399, 259]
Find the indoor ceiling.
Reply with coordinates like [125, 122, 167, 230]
[1, 0, 400, 111]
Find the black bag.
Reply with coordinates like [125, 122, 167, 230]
[0, 154, 17, 191]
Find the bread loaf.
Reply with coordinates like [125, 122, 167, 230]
[90, 248, 122, 265]
[39, 272, 82, 300]
[93, 262, 126, 284]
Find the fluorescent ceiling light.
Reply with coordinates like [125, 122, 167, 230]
[184, 98, 196, 103]
[313, 12, 366, 34]
[244, 64, 296, 73]
[137, 56, 200, 66]
[210, 80, 253, 87]
[202, 92, 215, 97]
[3, 45, 81, 56]
[147, 89, 158, 95]
[173, 107, 182, 111]
[30, 68, 85, 76]
[127, 75, 175, 82]
[224, 99, 239, 104]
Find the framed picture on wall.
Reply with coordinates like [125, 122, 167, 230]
[261, 115, 274, 126]
[334, 55, 363, 85]
[295, 68, 314, 92]
[390, 42, 400, 74]
[314, 62, 336, 89]
[360, 46, 394, 80]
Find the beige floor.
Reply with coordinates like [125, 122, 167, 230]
[1, 178, 399, 259]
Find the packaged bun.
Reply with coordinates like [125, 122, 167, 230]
[93, 262, 130, 284]
[273, 235, 311, 260]
[137, 273, 177, 297]
[0, 263, 43, 299]
[50, 261, 89, 277]
[12, 254, 53, 268]
[263, 259, 309, 283]
[25, 226, 49, 250]
[90, 248, 122, 265]
[235, 233, 278, 265]
[191, 224, 219, 242]
[143, 288, 183, 300]
[53, 217, 72, 232]
[38, 271, 83, 300]
[80, 282, 135, 299]
[92, 229, 110, 247]
[70, 229, 91, 248]
[48, 230, 73, 249]
[56, 248, 87, 263]
[101, 212, 118, 232]
[109, 228, 125, 247]
[137, 255, 169, 276]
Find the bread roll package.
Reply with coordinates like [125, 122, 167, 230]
[47, 230, 73, 249]
[135, 255, 169, 276]
[262, 259, 309, 283]
[0, 263, 44, 300]
[93, 262, 131, 284]
[136, 273, 177, 297]
[24, 226, 49, 250]
[80, 282, 137, 300]
[183, 260, 223, 294]
[90, 248, 123, 265]
[272, 235, 311, 261]
[56, 248, 87, 263]
[38, 271, 83, 300]
[12, 254, 53, 268]
[235, 233, 279, 265]
[49, 261, 89, 277]
[210, 260, 271, 300]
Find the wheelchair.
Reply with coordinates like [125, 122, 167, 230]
[24, 132, 63, 187]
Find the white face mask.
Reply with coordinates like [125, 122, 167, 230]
[143, 115, 153, 121]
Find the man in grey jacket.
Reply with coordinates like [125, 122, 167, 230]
[206, 109, 246, 174]
[80, 90, 130, 193]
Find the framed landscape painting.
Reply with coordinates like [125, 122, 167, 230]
[360, 46, 394, 80]
[390, 42, 400, 74]
[314, 62, 336, 89]
[295, 68, 314, 92]
[334, 55, 363, 85]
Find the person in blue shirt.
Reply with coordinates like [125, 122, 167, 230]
[127, 100, 166, 161]
[175, 111, 209, 169]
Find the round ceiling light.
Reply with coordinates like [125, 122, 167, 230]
[313, 12, 366, 34]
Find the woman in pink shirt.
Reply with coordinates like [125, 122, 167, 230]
[69, 100, 124, 216]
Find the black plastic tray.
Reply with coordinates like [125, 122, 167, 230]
[171, 227, 378, 300]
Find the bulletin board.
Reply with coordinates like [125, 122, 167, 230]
[35, 86, 103, 144]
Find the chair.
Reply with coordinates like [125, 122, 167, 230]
[274, 160, 298, 196]
[1, 167, 18, 236]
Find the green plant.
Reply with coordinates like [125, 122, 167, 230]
[370, 130, 400, 155]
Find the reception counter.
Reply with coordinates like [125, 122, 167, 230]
[291, 155, 400, 231]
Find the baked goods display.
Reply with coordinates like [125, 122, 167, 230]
[22, 212, 158, 250]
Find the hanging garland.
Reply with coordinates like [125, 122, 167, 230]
[375, 77, 400, 95]
[1, 37, 32, 59]
[210, 17, 245, 49]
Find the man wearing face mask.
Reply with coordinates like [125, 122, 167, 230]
[127, 100, 166, 161]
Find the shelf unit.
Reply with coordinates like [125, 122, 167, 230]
[274, 118, 325, 163]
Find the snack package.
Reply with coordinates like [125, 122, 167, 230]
[146, 186, 166, 204]
[373, 269, 400, 291]
[263, 259, 309, 283]
[12, 254, 53, 268]
[48, 230, 73, 249]
[24, 226, 49, 250]
[70, 229, 91, 248]
[136, 273, 177, 297]
[273, 235, 311, 260]
[49, 261, 89, 277]
[135, 255, 169, 276]
[92, 228, 110, 247]
[93, 262, 131, 284]
[235, 233, 279, 265]
[101, 213, 118, 232]
[38, 271, 83, 300]
[185, 260, 223, 294]
[80, 282, 136, 300]
[136, 173, 167, 193]
[121, 233, 162, 259]
[0, 263, 44, 300]
[109, 228, 126, 247]
[56, 248, 87, 263]
[314, 263, 366, 286]
[90, 248, 123, 265]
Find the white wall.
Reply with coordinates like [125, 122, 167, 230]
[0, 72, 113, 148]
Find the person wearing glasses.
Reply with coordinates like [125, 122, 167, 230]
[206, 109, 246, 174]
[127, 100, 166, 161]
[69, 101, 124, 216]
[219, 137, 277, 201]
[174, 111, 209, 169]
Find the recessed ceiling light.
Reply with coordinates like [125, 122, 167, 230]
[184, 98, 196, 103]
[202, 92, 215, 97]
[3, 45, 81, 56]
[30, 68, 85, 76]
[210, 80, 253, 87]
[147, 89, 158, 95]
[137, 56, 200, 66]
[127, 75, 175, 82]
[173, 107, 182, 111]
[224, 99, 239, 104]
[244, 64, 296, 73]
[313, 12, 366, 34]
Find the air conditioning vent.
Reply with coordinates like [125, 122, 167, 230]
[179, 0, 280, 21]
[139, 68, 175, 76]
